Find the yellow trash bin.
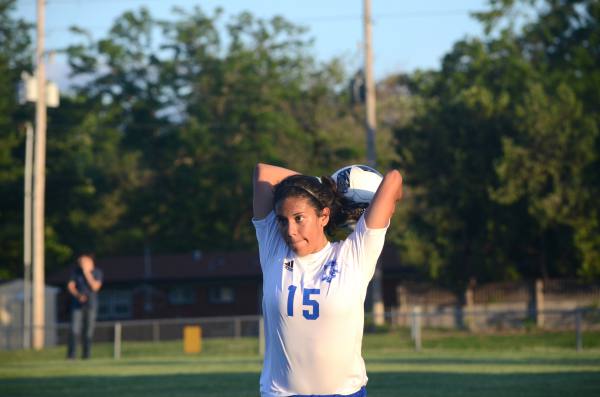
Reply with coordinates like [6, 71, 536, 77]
[183, 325, 202, 354]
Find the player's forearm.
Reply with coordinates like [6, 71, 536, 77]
[253, 163, 299, 218]
[365, 169, 403, 228]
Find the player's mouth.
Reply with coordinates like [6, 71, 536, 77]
[288, 239, 306, 249]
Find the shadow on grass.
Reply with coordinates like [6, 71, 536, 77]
[2, 373, 259, 397]
[109, 357, 262, 367]
[367, 371, 600, 397]
[366, 356, 600, 367]
[3, 371, 600, 397]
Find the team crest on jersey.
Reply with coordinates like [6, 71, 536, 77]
[321, 259, 339, 283]
[284, 260, 294, 272]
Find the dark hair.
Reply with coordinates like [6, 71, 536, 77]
[273, 174, 366, 235]
[76, 252, 95, 263]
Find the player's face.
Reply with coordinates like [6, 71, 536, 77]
[275, 196, 330, 257]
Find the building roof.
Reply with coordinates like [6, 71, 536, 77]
[48, 251, 261, 285]
[47, 245, 410, 286]
[0, 279, 60, 294]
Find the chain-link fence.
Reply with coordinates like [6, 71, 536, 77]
[2, 309, 600, 353]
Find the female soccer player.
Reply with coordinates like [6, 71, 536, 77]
[253, 163, 403, 397]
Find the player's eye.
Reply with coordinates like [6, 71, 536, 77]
[276, 216, 288, 226]
[294, 215, 304, 223]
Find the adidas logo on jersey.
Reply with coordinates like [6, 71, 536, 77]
[284, 260, 294, 271]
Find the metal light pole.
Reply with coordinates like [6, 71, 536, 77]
[32, 0, 47, 350]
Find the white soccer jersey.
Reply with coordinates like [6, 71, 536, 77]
[253, 211, 388, 397]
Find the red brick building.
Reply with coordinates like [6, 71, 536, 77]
[49, 248, 411, 322]
[49, 251, 263, 321]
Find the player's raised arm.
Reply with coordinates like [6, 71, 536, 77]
[364, 169, 403, 229]
[253, 163, 299, 220]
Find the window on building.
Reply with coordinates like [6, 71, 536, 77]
[98, 290, 132, 319]
[168, 286, 197, 305]
[209, 286, 235, 304]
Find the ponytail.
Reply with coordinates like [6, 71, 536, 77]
[320, 176, 367, 233]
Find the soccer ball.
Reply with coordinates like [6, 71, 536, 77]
[331, 164, 383, 204]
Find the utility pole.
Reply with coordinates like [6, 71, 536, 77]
[364, 0, 376, 165]
[23, 123, 34, 349]
[363, 0, 385, 326]
[33, 0, 47, 350]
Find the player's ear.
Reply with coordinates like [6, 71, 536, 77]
[319, 207, 331, 227]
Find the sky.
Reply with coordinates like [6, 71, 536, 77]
[16, 0, 489, 89]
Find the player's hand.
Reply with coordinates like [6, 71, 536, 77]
[78, 294, 88, 303]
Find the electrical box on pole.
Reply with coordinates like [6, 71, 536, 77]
[19, 72, 60, 108]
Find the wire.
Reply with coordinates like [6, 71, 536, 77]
[19, 0, 183, 5]
[19, 0, 477, 31]
[38, 9, 475, 33]
[297, 10, 475, 22]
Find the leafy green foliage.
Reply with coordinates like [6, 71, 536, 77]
[394, 0, 600, 284]
[0, 0, 32, 278]
[0, 0, 597, 286]
[2, 5, 368, 276]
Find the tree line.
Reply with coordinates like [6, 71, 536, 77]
[0, 0, 598, 288]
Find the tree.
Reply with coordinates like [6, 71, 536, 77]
[480, 0, 600, 277]
[149, 8, 366, 252]
[393, 0, 600, 285]
[50, 6, 369, 269]
[0, 0, 33, 279]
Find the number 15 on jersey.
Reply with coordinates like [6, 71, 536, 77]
[287, 285, 320, 320]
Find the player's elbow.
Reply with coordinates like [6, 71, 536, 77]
[254, 163, 268, 183]
[383, 170, 403, 200]
[384, 169, 402, 183]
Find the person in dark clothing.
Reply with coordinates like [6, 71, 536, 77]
[67, 253, 103, 359]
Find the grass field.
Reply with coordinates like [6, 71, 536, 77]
[2, 329, 600, 397]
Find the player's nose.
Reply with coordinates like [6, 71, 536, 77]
[285, 220, 297, 237]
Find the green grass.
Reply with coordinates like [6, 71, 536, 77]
[365, 328, 600, 352]
[2, 330, 600, 397]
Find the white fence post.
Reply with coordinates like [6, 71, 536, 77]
[234, 317, 242, 339]
[152, 321, 159, 343]
[411, 306, 422, 351]
[114, 322, 122, 360]
[575, 309, 582, 352]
